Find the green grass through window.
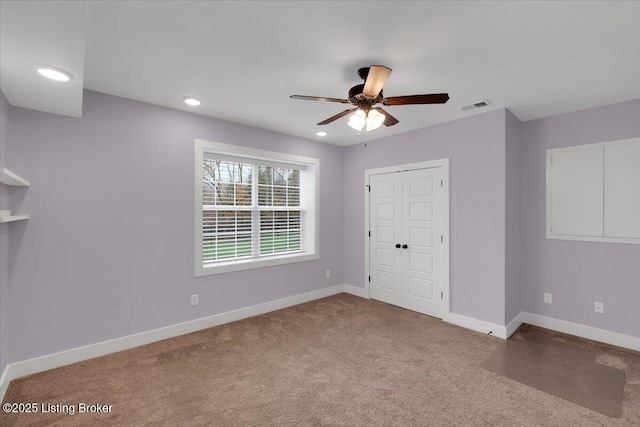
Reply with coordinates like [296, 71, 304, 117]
[203, 231, 301, 263]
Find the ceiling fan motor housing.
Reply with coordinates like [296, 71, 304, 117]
[357, 67, 370, 80]
[349, 84, 383, 106]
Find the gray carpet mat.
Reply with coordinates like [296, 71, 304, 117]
[482, 337, 625, 417]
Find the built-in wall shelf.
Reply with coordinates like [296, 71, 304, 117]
[0, 168, 30, 186]
[1, 168, 30, 223]
[0, 214, 29, 223]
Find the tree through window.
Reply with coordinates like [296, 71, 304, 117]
[196, 140, 318, 276]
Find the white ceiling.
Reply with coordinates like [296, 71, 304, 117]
[0, 1, 87, 118]
[1, 1, 639, 146]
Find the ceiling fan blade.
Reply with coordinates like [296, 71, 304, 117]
[290, 95, 350, 104]
[383, 93, 449, 106]
[362, 65, 392, 97]
[317, 108, 357, 125]
[373, 107, 399, 127]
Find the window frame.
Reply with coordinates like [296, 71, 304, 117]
[195, 139, 319, 276]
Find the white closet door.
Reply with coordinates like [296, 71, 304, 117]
[370, 168, 442, 318]
[402, 168, 442, 318]
[370, 172, 403, 307]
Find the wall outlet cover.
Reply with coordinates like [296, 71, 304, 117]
[595, 302, 604, 314]
[544, 293, 552, 304]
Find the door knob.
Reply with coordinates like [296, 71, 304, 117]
[395, 244, 401, 248]
[402, 244, 408, 249]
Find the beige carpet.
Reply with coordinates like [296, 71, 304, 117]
[1, 294, 639, 426]
[482, 336, 625, 417]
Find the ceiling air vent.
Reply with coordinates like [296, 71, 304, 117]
[461, 100, 492, 112]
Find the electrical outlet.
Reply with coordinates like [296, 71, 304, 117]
[190, 294, 199, 306]
[544, 293, 552, 304]
[594, 302, 604, 314]
[326, 270, 331, 279]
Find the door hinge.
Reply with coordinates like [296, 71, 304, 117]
[441, 179, 443, 187]
[368, 276, 371, 282]
[550, 156, 553, 163]
[368, 231, 371, 237]
[441, 291, 443, 299]
[550, 225, 553, 232]
[366, 185, 371, 192]
[441, 235, 443, 243]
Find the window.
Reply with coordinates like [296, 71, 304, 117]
[195, 140, 319, 276]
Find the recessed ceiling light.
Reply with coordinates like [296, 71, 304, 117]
[183, 97, 201, 106]
[316, 131, 328, 137]
[37, 66, 73, 82]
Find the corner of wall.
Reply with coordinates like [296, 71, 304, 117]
[504, 109, 524, 325]
[0, 90, 12, 378]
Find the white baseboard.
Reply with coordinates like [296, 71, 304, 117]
[343, 285, 509, 339]
[505, 312, 524, 338]
[443, 310, 639, 350]
[0, 285, 344, 403]
[522, 312, 640, 352]
[0, 364, 10, 404]
[444, 312, 508, 339]
[6, 288, 634, 403]
[343, 284, 369, 299]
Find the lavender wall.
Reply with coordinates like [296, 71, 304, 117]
[6, 90, 344, 363]
[505, 110, 523, 324]
[521, 99, 640, 338]
[343, 109, 507, 326]
[0, 92, 10, 374]
[5, 89, 638, 369]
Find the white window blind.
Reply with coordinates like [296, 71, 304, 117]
[202, 155, 305, 266]
[196, 139, 318, 276]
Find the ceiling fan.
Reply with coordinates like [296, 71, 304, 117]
[290, 65, 449, 132]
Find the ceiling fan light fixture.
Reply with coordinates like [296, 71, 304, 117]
[365, 109, 385, 131]
[347, 109, 366, 131]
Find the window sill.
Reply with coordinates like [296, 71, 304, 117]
[195, 252, 319, 276]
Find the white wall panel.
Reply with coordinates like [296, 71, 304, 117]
[604, 141, 640, 239]
[547, 137, 640, 244]
[549, 148, 603, 237]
